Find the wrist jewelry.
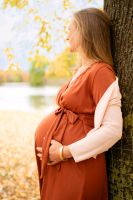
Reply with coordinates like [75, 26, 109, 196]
[59, 145, 66, 161]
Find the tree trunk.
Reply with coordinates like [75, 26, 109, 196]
[104, 0, 133, 199]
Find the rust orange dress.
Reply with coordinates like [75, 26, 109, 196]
[34, 61, 116, 200]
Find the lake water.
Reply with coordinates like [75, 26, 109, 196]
[0, 83, 60, 114]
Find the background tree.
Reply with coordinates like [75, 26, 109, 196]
[0, 70, 5, 84]
[3, 0, 28, 9]
[29, 50, 49, 86]
[47, 48, 76, 79]
[4, 48, 22, 82]
[104, 1, 133, 199]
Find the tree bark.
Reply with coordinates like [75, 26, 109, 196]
[104, 0, 133, 199]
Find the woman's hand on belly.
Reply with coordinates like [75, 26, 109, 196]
[36, 139, 72, 165]
[48, 139, 63, 165]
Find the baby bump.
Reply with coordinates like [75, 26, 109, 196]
[57, 116, 94, 145]
[35, 110, 94, 148]
[35, 111, 56, 147]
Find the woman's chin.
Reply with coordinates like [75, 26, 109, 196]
[69, 47, 76, 53]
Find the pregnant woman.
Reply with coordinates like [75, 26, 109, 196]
[35, 8, 123, 200]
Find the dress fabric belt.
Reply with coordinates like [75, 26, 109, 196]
[40, 106, 94, 179]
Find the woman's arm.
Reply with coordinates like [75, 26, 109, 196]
[62, 145, 72, 159]
[36, 99, 123, 163]
[66, 100, 123, 162]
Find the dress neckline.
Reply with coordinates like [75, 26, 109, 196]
[67, 61, 102, 89]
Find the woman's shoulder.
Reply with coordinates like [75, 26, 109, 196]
[89, 61, 117, 105]
[89, 61, 116, 81]
[91, 61, 115, 73]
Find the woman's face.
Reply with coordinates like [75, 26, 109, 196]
[66, 18, 81, 52]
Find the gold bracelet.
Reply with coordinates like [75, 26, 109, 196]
[59, 145, 66, 161]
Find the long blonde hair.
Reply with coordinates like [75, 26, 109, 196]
[73, 8, 113, 67]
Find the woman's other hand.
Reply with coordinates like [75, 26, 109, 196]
[47, 139, 63, 165]
[36, 139, 72, 165]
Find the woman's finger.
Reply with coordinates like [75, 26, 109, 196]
[47, 161, 59, 165]
[36, 147, 42, 152]
[37, 153, 42, 158]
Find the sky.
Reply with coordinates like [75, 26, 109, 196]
[0, 0, 103, 71]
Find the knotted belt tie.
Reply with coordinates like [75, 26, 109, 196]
[40, 106, 94, 179]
